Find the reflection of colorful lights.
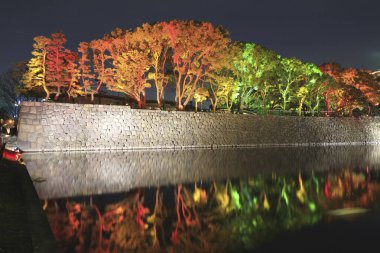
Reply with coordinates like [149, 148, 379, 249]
[43, 168, 379, 252]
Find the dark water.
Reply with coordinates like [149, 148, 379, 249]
[24, 146, 380, 253]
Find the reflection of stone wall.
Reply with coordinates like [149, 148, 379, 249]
[17, 102, 380, 151]
[24, 146, 380, 199]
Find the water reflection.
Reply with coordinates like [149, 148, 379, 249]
[24, 145, 380, 199]
[43, 168, 380, 253]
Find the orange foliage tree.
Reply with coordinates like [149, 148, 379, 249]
[103, 29, 151, 108]
[67, 42, 96, 100]
[163, 20, 230, 110]
[138, 22, 171, 108]
[320, 63, 377, 116]
[22, 36, 51, 99]
[23, 33, 77, 100]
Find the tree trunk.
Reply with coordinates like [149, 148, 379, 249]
[44, 91, 50, 101]
[323, 93, 331, 117]
[213, 103, 217, 112]
[239, 98, 244, 113]
[282, 95, 287, 111]
[156, 88, 162, 108]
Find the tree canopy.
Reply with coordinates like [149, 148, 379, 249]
[16, 20, 380, 116]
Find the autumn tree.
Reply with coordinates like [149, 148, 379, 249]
[22, 36, 51, 100]
[89, 38, 114, 100]
[105, 29, 151, 108]
[67, 42, 95, 100]
[163, 20, 230, 110]
[206, 46, 236, 112]
[23, 33, 77, 101]
[319, 63, 375, 116]
[341, 68, 380, 108]
[139, 22, 171, 108]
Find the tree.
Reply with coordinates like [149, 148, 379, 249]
[341, 68, 380, 108]
[22, 36, 51, 100]
[163, 20, 230, 110]
[295, 63, 325, 116]
[22, 33, 77, 101]
[89, 38, 114, 100]
[230, 42, 254, 112]
[68, 42, 96, 100]
[45, 33, 69, 100]
[231, 43, 279, 113]
[320, 63, 378, 116]
[206, 46, 236, 112]
[276, 57, 305, 111]
[250, 46, 279, 114]
[140, 22, 171, 108]
[106, 29, 151, 108]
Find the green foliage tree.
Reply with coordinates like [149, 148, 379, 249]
[276, 57, 305, 112]
[231, 43, 280, 113]
[295, 63, 325, 116]
[206, 46, 236, 112]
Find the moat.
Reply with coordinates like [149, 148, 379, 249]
[23, 145, 380, 252]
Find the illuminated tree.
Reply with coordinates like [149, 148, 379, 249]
[139, 22, 171, 108]
[295, 63, 325, 116]
[45, 33, 79, 101]
[231, 43, 279, 113]
[320, 63, 378, 116]
[89, 38, 114, 100]
[163, 20, 230, 110]
[276, 57, 305, 111]
[106, 29, 151, 108]
[22, 36, 51, 100]
[341, 68, 380, 108]
[23, 33, 77, 101]
[206, 46, 236, 112]
[64, 50, 79, 100]
[230, 42, 254, 112]
[68, 42, 97, 100]
[250, 47, 279, 114]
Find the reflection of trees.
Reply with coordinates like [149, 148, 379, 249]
[44, 168, 380, 253]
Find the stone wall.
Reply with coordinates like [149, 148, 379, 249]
[17, 102, 380, 152]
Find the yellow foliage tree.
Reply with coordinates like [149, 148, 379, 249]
[22, 36, 51, 100]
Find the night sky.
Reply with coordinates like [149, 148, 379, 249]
[1, 0, 380, 74]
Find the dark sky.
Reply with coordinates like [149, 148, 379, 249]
[1, 0, 380, 73]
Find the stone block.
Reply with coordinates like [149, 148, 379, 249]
[29, 107, 37, 114]
[20, 106, 30, 113]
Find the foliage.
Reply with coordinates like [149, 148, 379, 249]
[163, 20, 230, 110]
[18, 21, 380, 116]
[231, 43, 280, 113]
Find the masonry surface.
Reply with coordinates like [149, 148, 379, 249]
[17, 102, 380, 152]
